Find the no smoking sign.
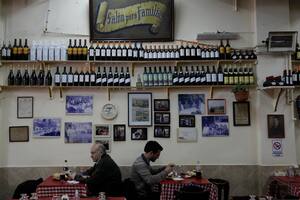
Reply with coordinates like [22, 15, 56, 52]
[272, 140, 283, 157]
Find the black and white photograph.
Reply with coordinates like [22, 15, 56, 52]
[66, 95, 93, 115]
[178, 94, 205, 115]
[113, 124, 126, 141]
[154, 126, 170, 138]
[95, 139, 111, 153]
[95, 124, 111, 138]
[268, 114, 285, 138]
[9, 126, 29, 142]
[128, 93, 152, 126]
[17, 96, 33, 118]
[233, 102, 251, 126]
[65, 122, 92, 143]
[33, 118, 61, 137]
[154, 99, 170, 111]
[202, 115, 229, 137]
[207, 99, 226, 115]
[179, 115, 196, 127]
[154, 112, 170, 124]
[177, 128, 198, 142]
[131, 128, 148, 140]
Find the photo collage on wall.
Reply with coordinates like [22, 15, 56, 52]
[153, 99, 170, 138]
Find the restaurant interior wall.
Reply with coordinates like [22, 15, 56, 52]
[0, 0, 259, 167]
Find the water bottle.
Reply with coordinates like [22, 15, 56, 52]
[74, 189, 80, 200]
[195, 160, 202, 179]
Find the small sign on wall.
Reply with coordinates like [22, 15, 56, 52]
[272, 139, 283, 157]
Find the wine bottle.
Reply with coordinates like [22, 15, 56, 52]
[248, 66, 254, 85]
[143, 67, 148, 87]
[15, 69, 22, 85]
[67, 39, 73, 60]
[138, 42, 144, 60]
[1, 41, 6, 60]
[54, 66, 61, 86]
[67, 66, 74, 86]
[205, 66, 211, 85]
[17, 39, 23, 60]
[122, 42, 128, 60]
[178, 67, 184, 85]
[163, 66, 168, 86]
[90, 66, 96, 86]
[200, 66, 206, 85]
[23, 39, 30, 60]
[243, 66, 249, 85]
[190, 45, 196, 60]
[219, 40, 225, 60]
[82, 39, 88, 60]
[184, 66, 190, 85]
[107, 67, 113, 86]
[84, 66, 90, 86]
[113, 67, 119, 86]
[106, 42, 112, 60]
[223, 65, 228, 85]
[158, 66, 163, 86]
[153, 66, 158, 86]
[101, 67, 107, 86]
[119, 67, 125, 86]
[95, 42, 100, 61]
[233, 66, 239, 85]
[116, 42, 122, 61]
[168, 66, 173, 86]
[61, 66, 67, 86]
[211, 66, 217, 85]
[7, 41, 12, 60]
[79, 67, 85, 86]
[45, 67, 52, 86]
[111, 42, 117, 60]
[73, 68, 79, 86]
[12, 39, 18, 60]
[8, 68, 15, 85]
[172, 66, 179, 86]
[101, 42, 106, 60]
[89, 42, 95, 61]
[185, 44, 191, 60]
[38, 65, 45, 86]
[217, 65, 224, 85]
[127, 42, 133, 60]
[225, 40, 231, 60]
[133, 42, 138, 60]
[190, 66, 196, 85]
[96, 67, 102, 86]
[195, 66, 201, 85]
[30, 67, 38, 86]
[148, 67, 153, 86]
[238, 67, 244, 85]
[293, 67, 298, 85]
[180, 42, 185, 60]
[72, 39, 78, 60]
[125, 67, 131, 86]
[23, 68, 30, 85]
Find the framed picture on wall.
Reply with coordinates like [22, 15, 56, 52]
[89, 0, 174, 41]
[154, 112, 170, 124]
[154, 126, 170, 138]
[65, 122, 92, 143]
[178, 94, 205, 115]
[66, 95, 93, 115]
[17, 96, 33, 118]
[131, 128, 147, 140]
[9, 126, 29, 142]
[179, 115, 195, 127]
[33, 118, 61, 137]
[94, 124, 111, 138]
[233, 102, 250, 126]
[154, 99, 170, 111]
[202, 115, 229, 137]
[177, 128, 198, 143]
[267, 114, 285, 138]
[128, 93, 152, 127]
[113, 124, 126, 141]
[207, 99, 226, 115]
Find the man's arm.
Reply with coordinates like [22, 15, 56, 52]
[134, 162, 168, 186]
[150, 166, 166, 174]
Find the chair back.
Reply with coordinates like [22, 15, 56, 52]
[122, 178, 137, 200]
[12, 178, 43, 199]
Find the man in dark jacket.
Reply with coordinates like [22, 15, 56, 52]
[74, 143, 122, 196]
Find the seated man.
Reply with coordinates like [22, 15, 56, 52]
[131, 140, 174, 200]
[74, 143, 122, 196]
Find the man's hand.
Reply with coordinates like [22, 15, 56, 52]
[164, 163, 175, 174]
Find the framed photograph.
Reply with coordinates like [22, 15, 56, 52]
[9, 126, 29, 142]
[94, 124, 111, 138]
[154, 99, 170, 111]
[207, 99, 226, 115]
[128, 93, 152, 127]
[89, 0, 174, 41]
[131, 128, 147, 140]
[95, 139, 111, 153]
[178, 94, 205, 115]
[202, 115, 229, 137]
[179, 115, 195, 127]
[113, 124, 126, 141]
[177, 128, 198, 143]
[233, 102, 251, 126]
[267, 114, 285, 138]
[33, 118, 61, 137]
[154, 112, 170, 124]
[65, 122, 92, 143]
[154, 126, 170, 138]
[66, 95, 93, 115]
[17, 96, 33, 118]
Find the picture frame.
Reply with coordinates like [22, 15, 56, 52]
[179, 115, 195, 127]
[66, 95, 93, 115]
[154, 126, 170, 138]
[17, 96, 33, 118]
[267, 114, 285, 138]
[154, 99, 170, 111]
[9, 126, 29, 142]
[131, 128, 147, 140]
[113, 124, 126, 141]
[177, 128, 198, 143]
[128, 93, 152, 127]
[154, 112, 170, 124]
[33, 118, 61, 137]
[207, 99, 226, 115]
[233, 102, 251, 126]
[94, 124, 111, 138]
[95, 139, 111, 153]
[65, 122, 92, 143]
[89, 0, 174, 41]
[202, 115, 229, 137]
[178, 94, 205, 115]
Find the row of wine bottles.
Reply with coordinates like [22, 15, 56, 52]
[264, 66, 300, 87]
[142, 64, 255, 86]
[7, 66, 131, 86]
[1, 39, 30, 60]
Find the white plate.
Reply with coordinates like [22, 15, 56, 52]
[172, 177, 184, 181]
[67, 180, 79, 184]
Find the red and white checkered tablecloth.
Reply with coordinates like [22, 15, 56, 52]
[36, 176, 87, 198]
[269, 176, 300, 197]
[290, 183, 300, 197]
[160, 178, 218, 200]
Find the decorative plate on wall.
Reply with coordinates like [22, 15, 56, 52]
[101, 103, 118, 120]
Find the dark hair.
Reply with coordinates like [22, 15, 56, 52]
[144, 141, 163, 153]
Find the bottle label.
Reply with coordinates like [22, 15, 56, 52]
[205, 51, 210, 58]
[119, 78, 125, 83]
[85, 75, 90, 82]
[226, 47, 231, 54]
[106, 50, 111, 57]
[206, 75, 211, 82]
[166, 52, 171, 59]
[171, 51, 175, 58]
[144, 52, 149, 59]
[196, 77, 201, 83]
[114, 78, 119, 83]
[122, 49, 127, 56]
[102, 77, 107, 83]
[133, 51, 138, 58]
[83, 48, 87, 55]
[67, 48, 72, 55]
[244, 76, 249, 84]
[210, 51, 215, 58]
[179, 77, 184, 83]
[90, 50, 95, 56]
[211, 74, 217, 82]
[218, 74, 224, 82]
[175, 52, 180, 58]
[249, 77, 254, 84]
[157, 52, 162, 59]
[1, 48, 6, 57]
[79, 75, 84, 82]
[293, 73, 297, 82]
[224, 77, 228, 84]
[153, 52, 157, 59]
[125, 78, 131, 84]
[108, 78, 113, 83]
[128, 50, 133, 57]
[196, 49, 201, 57]
[191, 49, 196, 56]
[74, 75, 79, 82]
[96, 77, 102, 84]
[139, 50, 144, 58]
[185, 49, 190, 57]
[68, 75, 73, 83]
[90, 75, 95, 82]
[101, 49, 105, 56]
[297, 52, 300, 59]
[55, 75, 60, 83]
[117, 50, 122, 57]
[190, 77, 196, 83]
[111, 49, 116, 57]
[7, 49, 11, 57]
[220, 47, 225, 54]
[180, 49, 185, 56]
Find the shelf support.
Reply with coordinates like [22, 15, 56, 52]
[273, 88, 283, 112]
[209, 86, 214, 99]
[48, 86, 53, 99]
[131, 63, 135, 77]
[167, 87, 170, 99]
[107, 87, 111, 101]
[59, 87, 63, 99]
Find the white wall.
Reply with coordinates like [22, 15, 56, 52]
[1, 0, 299, 167]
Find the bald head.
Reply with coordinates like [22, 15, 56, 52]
[90, 143, 106, 162]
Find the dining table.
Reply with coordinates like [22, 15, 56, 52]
[160, 177, 218, 200]
[270, 176, 300, 197]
